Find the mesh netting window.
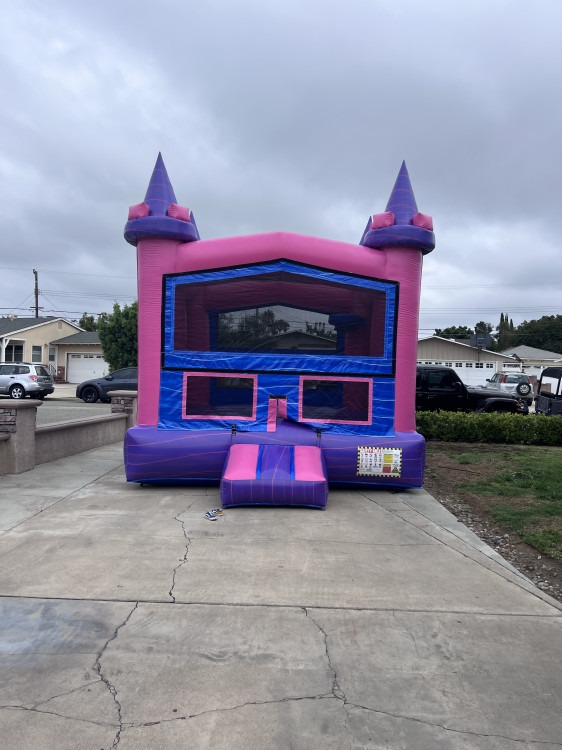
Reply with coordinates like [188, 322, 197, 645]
[300, 378, 372, 423]
[173, 271, 386, 357]
[184, 374, 256, 419]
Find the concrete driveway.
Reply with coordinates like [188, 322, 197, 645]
[0, 443, 560, 749]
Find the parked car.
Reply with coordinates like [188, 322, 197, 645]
[0, 363, 55, 399]
[76, 367, 138, 403]
[535, 367, 562, 416]
[416, 365, 529, 414]
[484, 372, 534, 406]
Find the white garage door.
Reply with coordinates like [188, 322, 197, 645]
[67, 354, 109, 383]
[418, 360, 497, 386]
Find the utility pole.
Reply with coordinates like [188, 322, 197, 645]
[33, 269, 39, 318]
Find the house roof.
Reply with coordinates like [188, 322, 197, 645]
[499, 344, 562, 360]
[0, 316, 81, 337]
[50, 331, 101, 345]
[417, 335, 514, 359]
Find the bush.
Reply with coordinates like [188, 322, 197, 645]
[416, 411, 562, 445]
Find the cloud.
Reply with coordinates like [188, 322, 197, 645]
[0, 0, 561, 334]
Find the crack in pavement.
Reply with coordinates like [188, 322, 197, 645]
[125, 695, 338, 729]
[30, 679, 104, 710]
[303, 608, 358, 741]
[302, 609, 561, 747]
[344, 702, 562, 747]
[0, 704, 115, 728]
[93, 601, 139, 749]
[303, 608, 345, 701]
[168, 499, 201, 603]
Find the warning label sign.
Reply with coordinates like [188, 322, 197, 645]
[357, 447, 402, 477]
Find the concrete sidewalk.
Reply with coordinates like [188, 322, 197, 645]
[0, 444, 560, 749]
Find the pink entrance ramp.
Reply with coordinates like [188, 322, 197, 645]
[220, 444, 328, 509]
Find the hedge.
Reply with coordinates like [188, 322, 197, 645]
[416, 411, 562, 445]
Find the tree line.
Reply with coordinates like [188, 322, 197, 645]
[435, 312, 562, 353]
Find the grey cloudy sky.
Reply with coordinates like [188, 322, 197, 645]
[1, 0, 561, 336]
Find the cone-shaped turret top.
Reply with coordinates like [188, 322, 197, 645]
[124, 153, 200, 246]
[385, 161, 418, 224]
[143, 153, 178, 215]
[360, 161, 434, 254]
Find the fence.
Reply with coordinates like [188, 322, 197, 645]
[0, 391, 137, 475]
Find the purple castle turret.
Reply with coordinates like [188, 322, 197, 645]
[124, 153, 200, 246]
[360, 161, 435, 253]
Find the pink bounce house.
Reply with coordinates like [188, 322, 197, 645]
[123, 155, 435, 509]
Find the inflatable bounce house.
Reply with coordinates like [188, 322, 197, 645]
[123, 155, 435, 508]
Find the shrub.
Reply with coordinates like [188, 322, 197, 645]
[416, 412, 562, 445]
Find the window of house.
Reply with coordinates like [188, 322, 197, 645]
[465, 363, 473, 368]
[486, 363, 494, 368]
[32, 346, 42, 363]
[455, 363, 462, 367]
[48, 347, 55, 362]
[475, 362, 483, 368]
[445, 362, 452, 367]
[5, 345, 23, 362]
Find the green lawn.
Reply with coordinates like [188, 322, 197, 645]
[458, 447, 562, 559]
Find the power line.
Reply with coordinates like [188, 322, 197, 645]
[0, 266, 134, 280]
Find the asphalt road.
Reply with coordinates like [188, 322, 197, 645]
[24, 397, 112, 425]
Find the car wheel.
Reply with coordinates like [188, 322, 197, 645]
[81, 386, 99, 403]
[9, 384, 26, 399]
[517, 383, 531, 396]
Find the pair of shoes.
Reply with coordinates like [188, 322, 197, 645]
[205, 508, 224, 521]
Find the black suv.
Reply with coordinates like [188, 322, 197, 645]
[416, 365, 528, 414]
[76, 367, 138, 403]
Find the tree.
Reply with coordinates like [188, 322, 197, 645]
[97, 301, 138, 371]
[434, 325, 473, 339]
[496, 312, 517, 351]
[78, 313, 98, 331]
[506, 315, 562, 354]
[474, 321, 493, 336]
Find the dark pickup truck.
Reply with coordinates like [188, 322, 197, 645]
[416, 365, 529, 414]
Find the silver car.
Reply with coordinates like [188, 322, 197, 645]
[0, 363, 55, 399]
[485, 372, 533, 406]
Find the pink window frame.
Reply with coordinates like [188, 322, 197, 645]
[298, 375, 373, 425]
[182, 372, 258, 421]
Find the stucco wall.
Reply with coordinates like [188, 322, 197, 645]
[417, 339, 511, 363]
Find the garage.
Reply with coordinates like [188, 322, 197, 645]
[67, 353, 109, 383]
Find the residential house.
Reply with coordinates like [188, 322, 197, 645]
[0, 317, 107, 383]
[0, 317, 80, 372]
[49, 330, 108, 383]
[417, 335, 519, 386]
[498, 345, 562, 378]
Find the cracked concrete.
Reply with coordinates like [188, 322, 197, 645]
[0, 443, 560, 748]
[169, 504, 197, 603]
